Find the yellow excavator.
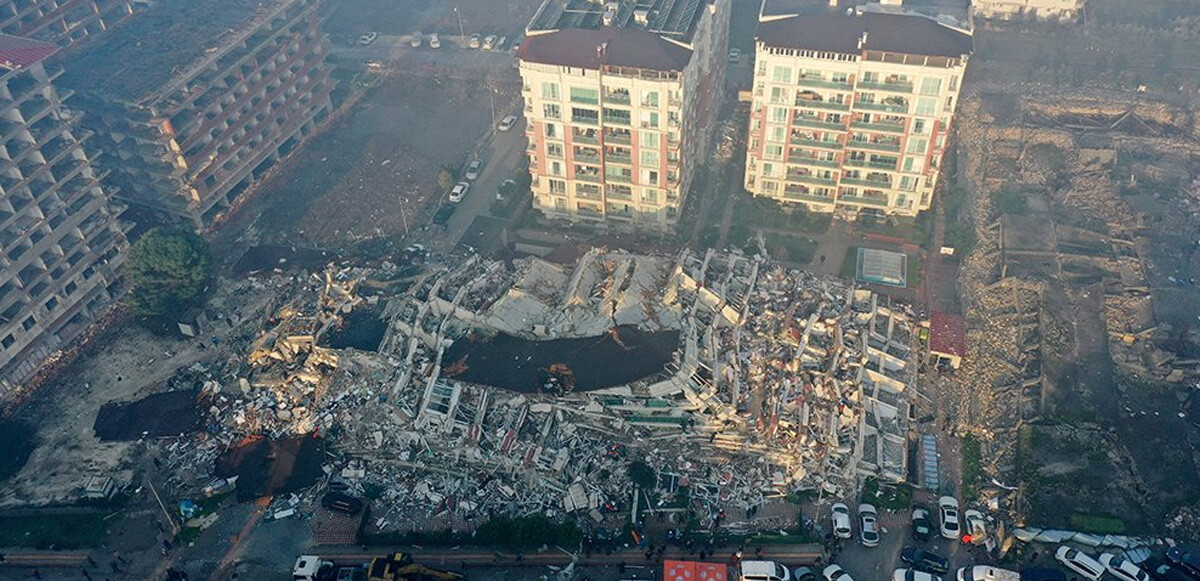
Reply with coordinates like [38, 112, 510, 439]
[367, 553, 464, 581]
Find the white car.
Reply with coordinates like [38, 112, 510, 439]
[464, 159, 482, 181]
[824, 565, 853, 581]
[448, 181, 470, 203]
[894, 569, 942, 581]
[962, 509, 986, 543]
[1100, 554, 1150, 581]
[359, 31, 378, 45]
[858, 503, 880, 547]
[741, 561, 792, 581]
[410, 32, 422, 48]
[482, 34, 498, 50]
[468, 33, 481, 49]
[497, 115, 518, 132]
[831, 502, 852, 539]
[728, 48, 741, 62]
[1055, 546, 1105, 581]
[428, 33, 440, 49]
[938, 496, 960, 540]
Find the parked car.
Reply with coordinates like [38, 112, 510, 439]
[728, 48, 741, 62]
[911, 505, 935, 541]
[464, 159, 483, 181]
[1020, 568, 1066, 581]
[938, 496, 960, 540]
[894, 569, 942, 581]
[963, 509, 986, 543]
[1145, 557, 1196, 581]
[1055, 546, 1105, 581]
[432, 204, 455, 226]
[428, 32, 441, 48]
[410, 32, 422, 47]
[449, 181, 470, 203]
[957, 567, 1020, 581]
[831, 502, 852, 539]
[495, 36, 508, 50]
[482, 34, 498, 50]
[497, 115, 518, 131]
[359, 31, 378, 45]
[1167, 548, 1200, 580]
[497, 178, 516, 200]
[320, 492, 363, 515]
[1101, 554, 1151, 581]
[901, 547, 949, 574]
[824, 565, 853, 581]
[793, 567, 818, 581]
[858, 503, 880, 547]
[740, 561, 792, 581]
[468, 33, 481, 48]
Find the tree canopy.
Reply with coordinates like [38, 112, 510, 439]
[124, 227, 211, 317]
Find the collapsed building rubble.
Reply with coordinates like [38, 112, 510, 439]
[147, 248, 921, 535]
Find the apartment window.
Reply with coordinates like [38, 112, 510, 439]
[757, 59, 767, 75]
[550, 160, 563, 176]
[569, 87, 599, 104]
[906, 138, 928, 155]
[642, 189, 658, 203]
[945, 96, 955, 112]
[831, 72, 849, 83]
[913, 119, 927, 135]
[542, 82, 560, 100]
[642, 131, 659, 147]
[765, 144, 783, 160]
[642, 91, 659, 107]
[949, 75, 959, 91]
[762, 162, 774, 176]
[772, 66, 792, 84]
[547, 142, 564, 158]
[769, 107, 787, 124]
[770, 87, 786, 104]
[43, 297, 57, 311]
[543, 103, 561, 119]
[549, 179, 567, 194]
[641, 111, 660, 128]
[640, 150, 660, 167]
[915, 97, 937, 116]
[899, 176, 917, 191]
[545, 123, 559, 138]
[1, 333, 14, 350]
[571, 107, 599, 124]
[642, 169, 659, 184]
[903, 157, 924, 173]
[22, 316, 36, 331]
[769, 126, 785, 143]
[762, 180, 778, 192]
[919, 77, 942, 96]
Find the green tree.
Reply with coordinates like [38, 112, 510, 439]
[628, 460, 657, 490]
[125, 227, 211, 317]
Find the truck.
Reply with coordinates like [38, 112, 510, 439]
[368, 553, 464, 581]
[294, 556, 335, 581]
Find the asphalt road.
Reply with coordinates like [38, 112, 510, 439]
[443, 118, 527, 251]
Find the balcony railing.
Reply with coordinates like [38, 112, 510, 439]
[844, 158, 897, 170]
[792, 117, 846, 131]
[840, 176, 892, 188]
[604, 92, 631, 105]
[790, 137, 843, 150]
[794, 99, 851, 112]
[606, 132, 632, 145]
[858, 80, 913, 94]
[847, 140, 901, 153]
[573, 133, 600, 145]
[606, 173, 633, 184]
[787, 155, 840, 169]
[839, 194, 890, 207]
[783, 189, 836, 204]
[797, 77, 852, 91]
[576, 173, 602, 183]
[851, 120, 906, 134]
[786, 173, 837, 187]
[855, 101, 908, 114]
[607, 152, 633, 164]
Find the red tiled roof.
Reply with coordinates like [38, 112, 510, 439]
[0, 34, 57, 71]
[518, 28, 692, 72]
[929, 311, 966, 358]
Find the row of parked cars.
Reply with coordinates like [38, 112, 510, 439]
[830, 496, 986, 548]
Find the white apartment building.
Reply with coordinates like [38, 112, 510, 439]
[517, 0, 730, 232]
[745, 3, 972, 217]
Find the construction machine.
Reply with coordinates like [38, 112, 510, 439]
[367, 552, 464, 581]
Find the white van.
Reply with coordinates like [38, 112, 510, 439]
[742, 561, 792, 581]
[1055, 547, 1106, 581]
[956, 566, 1020, 581]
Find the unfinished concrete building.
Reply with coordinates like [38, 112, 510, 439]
[0, 35, 126, 394]
[0, 0, 135, 47]
[971, 0, 1085, 22]
[60, 0, 334, 228]
[517, 0, 730, 232]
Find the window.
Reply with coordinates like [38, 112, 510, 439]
[545, 123, 558, 138]
[765, 144, 783, 160]
[899, 176, 917, 191]
[906, 138, 928, 155]
[772, 66, 792, 84]
[832, 72, 849, 83]
[542, 82, 560, 100]
[640, 111, 659, 128]
[571, 107, 599, 124]
[549, 179, 567, 194]
[547, 142, 564, 158]
[897, 194, 908, 207]
[769, 126, 785, 142]
[761, 180, 778, 192]
[642, 189, 658, 203]
[1, 333, 13, 349]
[640, 150, 659, 167]
[915, 97, 937, 116]
[569, 87, 599, 104]
[949, 76, 959, 91]
[769, 107, 788, 123]
[642, 91, 659, 107]
[945, 96, 955, 112]
[641, 169, 659, 184]
[543, 103, 561, 119]
[642, 131, 659, 147]
[43, 296, 57, 311]
[903, 157, 924, 173]
[762, 162, 774, 176]
[770, 86, 786, 104]
[919, 78, 942, 96]
[22, 316, 36, 331]
[913, 119, 927, 135]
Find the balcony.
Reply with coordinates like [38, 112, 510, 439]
[604, 91, 631, 105]
[605, 132, 632, 145]
[797, 76, 852, 91]
[855, 101, 908, 114]
[847, 139, 901, 153]
[792, 116, 846, 131]
[783, 188, 836, 205]
[794, 99, 851, 112]
[606, 173, 633, 184]
[786, 173, 837, 187]
[606, 188, 633, 201]
[571, 115, 598, 126]
[858, 80, 913, 94]
[844, 158, 898, 170]
[787, 155, 840, 169]
[606, 151, 632, 164]
[573, 150, 600, 163]
[839, 194, 890, 207]
[790, 137, 843, 151]
[851, 120, 906, 134]
[575, 173, 602, 183]
[840, 175, 892, 188]
[573, 132, 600, 145]
[604, 116, 631, 127]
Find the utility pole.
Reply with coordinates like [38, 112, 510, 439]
[454, 5, 465, 38]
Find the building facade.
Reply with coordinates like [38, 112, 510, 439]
[744, 4, 971, 217]
[0, 0, 135, 47]
[0, 34, 127, 393]
[62, 0, 334, 228]
[517, 0, 730, 233]
[972, 0, 1084, 22]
